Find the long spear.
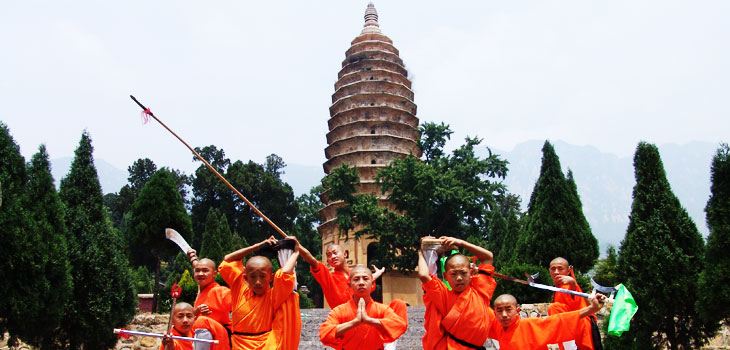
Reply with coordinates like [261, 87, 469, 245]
[130, 95, 288, 238]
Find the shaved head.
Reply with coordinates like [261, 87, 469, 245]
[325, 244, 346, 270]
[245, 256, 274, 295]
[549, 257, 573, 285]
[494, 294, 518, 307]
[325, 244, 343, 253]
[170, 302, 195, 333]
[349, 265, 373, 281]
[193, 258, 218, 287]
[174, 302, 194, 312]
[444, 254, 470, 271]
[494, 294, 520, 328]
[246, 256, 273, 271]
[198, 258, 217, 270]
[550, 257, 570, 268]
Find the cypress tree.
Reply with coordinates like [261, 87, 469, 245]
[489, 193, 522, 267]
[25, 145, 73, 347]
[0, 123, 48, 347]
[697, 143, 730, 336]
[200, 208, 228, 264]
[58, 131, 136, 350]
[616, 142, 706, 349]
[127, 169, 193, 312]
[512, 141, 598, 272]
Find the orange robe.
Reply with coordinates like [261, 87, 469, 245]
[547, 283, 595, 350]
[310, 261, 352, 307]
[319, 299, 407, 350]
[159, 327, 193, 350]
[310, 261, 408, 327]
[193, 282, 232, 350]
[487, 310, 586, 350]
[421, 263, 497, 350]
[219, 260, 298, 350]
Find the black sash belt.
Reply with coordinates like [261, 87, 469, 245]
[233, 330, 270, 336]
[447, 332, 486, 350]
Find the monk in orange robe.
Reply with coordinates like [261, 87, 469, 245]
[161, 302, 195, 350]
[418, 236, 497, 350]
[547, 257, 601, 350]
[185, 252, 232, 350]
[488, 293, 606, 350]
[319, 265, 407, 350]
[299, 244, 408, 335]
[219, 236, 300, 350]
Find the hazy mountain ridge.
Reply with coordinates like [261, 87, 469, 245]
[51, 140, 718, 253]
[487, 140, 716, 252]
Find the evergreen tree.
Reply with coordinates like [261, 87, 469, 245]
[697, 143, 730, 336]
[127, 168, 193, 312]
[200, 208, 229, 265]
[488, 193, 523, 267]
[0, 123, 48, 347]
[25, 145, 73, 347]
[512, 141, 598, 273]
[58, 131, 136, 350]
[131, 266, 153, 294]
[616, 142, 707, 349]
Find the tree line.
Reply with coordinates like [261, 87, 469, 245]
[1, 120, 729, 349]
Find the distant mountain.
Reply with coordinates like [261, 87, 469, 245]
[51, 157, 128, 194]
[485, 140, 717, 253]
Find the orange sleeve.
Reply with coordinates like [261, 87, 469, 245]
[376, 303, 407, 343]
[271, 269, 296, 311]
[218, 260, 244, 292]
[319, 304, 349, 347]
[311, 262, 351, 307]
[515, 311, 583, 348]
[552, 282, 587, 313]
[472, 263, 497, 301]
[422, 276, 448, 315]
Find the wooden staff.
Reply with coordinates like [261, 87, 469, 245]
[130, 95, 288, 238]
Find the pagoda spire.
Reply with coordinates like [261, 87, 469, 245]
[361, 3, 381, 34]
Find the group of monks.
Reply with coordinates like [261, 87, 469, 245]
[160, 235, 606, 350]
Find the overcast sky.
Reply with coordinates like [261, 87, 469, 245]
[2, 1, 728, 177]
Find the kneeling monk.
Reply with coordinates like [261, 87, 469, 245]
[319, 265, 407, 350]
[161, 302, 195, 350]
[219, 236, 300, 350]
[488, 293, 606, 350]
[418, 236, 497, 350]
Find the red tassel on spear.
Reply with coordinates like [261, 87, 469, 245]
[130, 95, 288, 238]
[166, 281, 183, 335]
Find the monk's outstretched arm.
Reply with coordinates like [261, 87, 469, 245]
[298, 241, 320, 268]
[223, 236, 277, 262]
[417, 250, 432, 283]
[441, 236, 493, 265]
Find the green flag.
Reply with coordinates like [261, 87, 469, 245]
[608, 283, 638, 336]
